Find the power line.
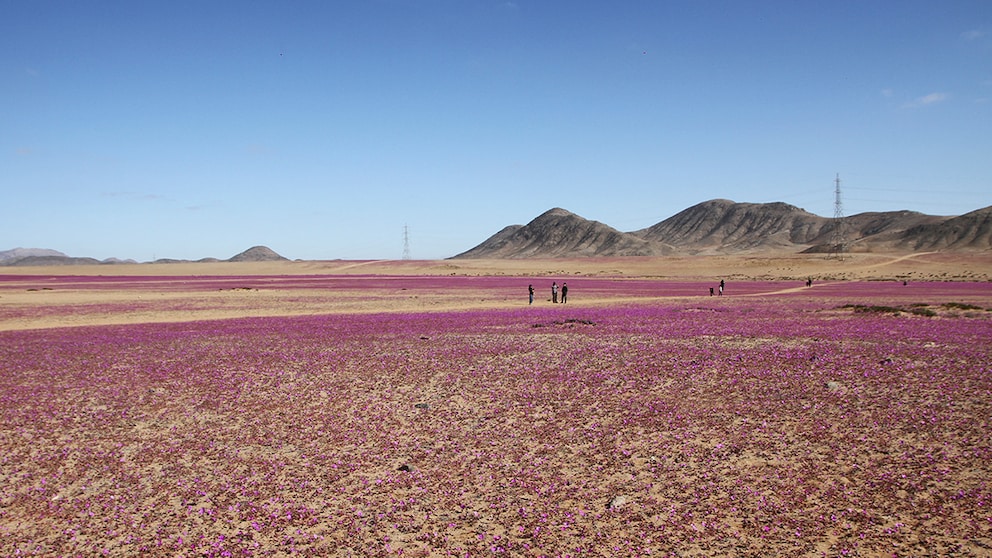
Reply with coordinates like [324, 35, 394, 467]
[847, 196, 980, 208]
[846, 186, 987, 195]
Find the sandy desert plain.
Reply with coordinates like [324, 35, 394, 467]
[2, 252, 992, 557]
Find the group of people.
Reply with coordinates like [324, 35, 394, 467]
[709, 279, 726, 296]
[526, 276, 837, 304]
[528, 281, 568, 304]
[533, 279, 744, 303]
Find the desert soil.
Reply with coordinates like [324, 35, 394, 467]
[2, 253, 991, 557]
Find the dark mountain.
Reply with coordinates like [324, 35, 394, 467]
[633, 200, 826, 253]
[227, 245, 288, 262]
[453, 200, 985, 258]
[452, 208, 666, 259]
[637, 201, 950, 255]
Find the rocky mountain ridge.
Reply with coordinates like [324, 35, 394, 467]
[5, 200, 990, 264]
[453, 200, 992, 258]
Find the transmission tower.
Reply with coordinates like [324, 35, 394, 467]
[829, 173, 846, 259]
[402, 224, 411, 260]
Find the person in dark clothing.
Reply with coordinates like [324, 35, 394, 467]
[528, 284, 534, 305]
[719, 279, 725, 296]
[561, 282, 568, 303]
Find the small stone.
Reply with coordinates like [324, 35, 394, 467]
[825, 381, 845, 393]
[607, 495, 628, 510]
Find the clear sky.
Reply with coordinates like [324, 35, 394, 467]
[3, 1, 990, 261]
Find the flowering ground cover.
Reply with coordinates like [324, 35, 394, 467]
[1, 278, 991, 556]
[1, 274, 782, 295]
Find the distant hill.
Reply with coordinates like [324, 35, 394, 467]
[147, 246, 289, 263]
[453, 200, 990, 258]
[227, 245, 288, 262]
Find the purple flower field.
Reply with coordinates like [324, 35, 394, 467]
[1, 276, 991, 556]
[2, 275, 815, 331]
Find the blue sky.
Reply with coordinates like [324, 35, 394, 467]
[3, 1, 990, 261]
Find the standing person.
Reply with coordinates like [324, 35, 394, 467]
[719, 279, 725, 296]
[561, 282, 568, 303]
[551, 282, 558, 304]
[528, 284, 534, 305]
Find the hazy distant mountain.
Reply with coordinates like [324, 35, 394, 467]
[452, 208, 666, 258]
[453, 200, 990, 258]
[0, 247, 111, 266]
[0, 247, 67, 262]
[227, 245, 288, 262]
[0, 246, 288, 266]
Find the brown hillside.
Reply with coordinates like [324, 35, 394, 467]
[634, 200, 826, 253]
[839, 211, 947, 252]
[897, 206, 992, 251]
[455, 225, 523, 257]
[452, 208, 665, 259]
